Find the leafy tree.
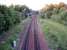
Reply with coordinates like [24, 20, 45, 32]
[0, 5, 30, 35]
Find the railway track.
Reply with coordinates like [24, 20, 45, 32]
[16, 15, 49, 50]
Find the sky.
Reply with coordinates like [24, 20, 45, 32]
[0, 0, 67, 10]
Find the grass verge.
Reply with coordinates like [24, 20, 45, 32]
[40, 19, 67, 50]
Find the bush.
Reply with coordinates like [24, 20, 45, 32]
[0, 5, 30, 35]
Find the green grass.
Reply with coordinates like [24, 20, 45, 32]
[39, 19, 67, 50]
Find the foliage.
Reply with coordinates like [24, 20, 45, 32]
[40, 19, 67, 50]
[40, 2, 67, 50]
[40, 2, 67, 25]
[0, 17, 30, 50]
[0, 5, 30, 35]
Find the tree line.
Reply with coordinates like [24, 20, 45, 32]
[40, 2, 67, 25]
[0, 5, 30, 35]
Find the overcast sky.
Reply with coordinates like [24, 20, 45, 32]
[0, 0, 67, 10]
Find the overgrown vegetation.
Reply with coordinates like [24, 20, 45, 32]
[0, 17, 30, 50]
[0, 5, 30, 35]
[40, 19, 67, 50]
[40, 2, 67, 50]
[40, 2, 67, 25]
